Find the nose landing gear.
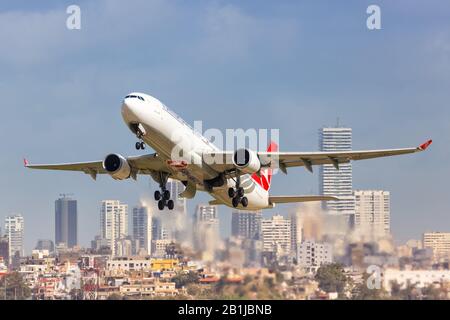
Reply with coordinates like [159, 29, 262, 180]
[133, 123, 146, 150]
[135, 141, 145, 150]
[228, 175, 248, 208]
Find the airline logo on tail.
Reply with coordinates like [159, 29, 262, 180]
[251, 141, 278, 191]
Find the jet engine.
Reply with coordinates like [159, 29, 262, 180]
[103, 154, 131, 180]
[232, 148, 261, 174]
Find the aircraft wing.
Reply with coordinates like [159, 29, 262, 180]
[268, 195, 338, 204]
[24, 153, 168, 178]
[205, 139, 432, 174]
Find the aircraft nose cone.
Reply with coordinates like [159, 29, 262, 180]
[121, 98, 139, 121]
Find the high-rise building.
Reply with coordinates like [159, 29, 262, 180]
[116, 237, 133, 257]
[0, 236, 9, 266]
[231, 210, 262, 240]
[100, 200, 128, 256]
[91, 235, 111, 254]
[35, 239, 55, 253]
[261, 215, 291, 256]
[194, 205, 219, 226]
[55, 195, 78, 248]
[193, 204, 220, 261]
[319, 127, 355, 218]
[354, 190, 390, 239]
[297, 240, 333, 269]
[423, 232, 450, 262]
[132, 206, 152, 255]
[289, 212, 303, 257]
[5, 214, 25, 258]
[166, 178, 187, 214]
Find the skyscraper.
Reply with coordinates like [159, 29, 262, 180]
[261, 215, 291, 256]
[132, 206, 153, 255]
[231, 210, 262, 240]
[0, 236, 9, 266]
[354, 190, 390, 239]
[100, 200, 128, 256]
[423, 232, 450, 262]
[193, 204, 220, 261]
[55, 195, 78, 248]
[289, 212, 303, 257]
[166, 178, 187, 214]
[5, 214, 25, 258]
[319, 126, 355, 219]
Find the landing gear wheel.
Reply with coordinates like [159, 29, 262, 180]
[228, 188, 236, 198]
[232, 197, 240, 208]
[167, 200, 174, 210]
[140, 142, 145, 149]
[163, 190, 171, 200]
[158, 200, 165, 210]
[241, 197, 248, 208]
[154, 190, 161, 201]
[135, 142, 142, 150]
[237, 187, 245, 198]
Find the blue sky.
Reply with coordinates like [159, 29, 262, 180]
[0, 0, 449, 252]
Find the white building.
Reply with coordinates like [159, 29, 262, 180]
[116, 238, 133, 257]
[106, 257, 152, 271]
[423, 232, 450, 262]
[261, 215, 291, 256]
[354, 190, 390, 239]
[289, 212, 303, 257]
[100, 200, 128, 256]
[5, 214, 25, 257]
[193, 205, 220, 261]
[152, 239, 173, 258]
[296, 240, 332, 270]
[319, 127, 355, 219]
[166, 178, 187, 214]
[132, 206, 152, 255]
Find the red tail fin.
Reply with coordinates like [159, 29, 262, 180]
[251, 141, 278, 191]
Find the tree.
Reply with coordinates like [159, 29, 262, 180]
[69, 288, 83, 300]
[390, 280, 420, 300]
[107, 293, 123, 300]
[352, 273, 388, 300]
[315, 263, 349, 295]
[421, 284, 442, 300]
[172, 271, 199, 289]
[0, 272, 31, 300]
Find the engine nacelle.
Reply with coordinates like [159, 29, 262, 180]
[233, 148, 261, 174]
[103, 154, 131, 180]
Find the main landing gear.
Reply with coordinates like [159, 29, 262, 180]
[228, 175, 248, 208]
[154, 172, 174, 210]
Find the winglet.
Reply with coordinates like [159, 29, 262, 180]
[418, 139, 432, 151]
[23, 158, 29, 167]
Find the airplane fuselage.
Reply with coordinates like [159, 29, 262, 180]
[121, 92, 271, 210]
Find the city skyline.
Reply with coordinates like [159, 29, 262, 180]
[0, 0, 446, 252]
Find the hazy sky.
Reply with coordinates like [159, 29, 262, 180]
[0, 0, 449, 252]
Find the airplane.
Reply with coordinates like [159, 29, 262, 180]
[25, 92, 432, 211]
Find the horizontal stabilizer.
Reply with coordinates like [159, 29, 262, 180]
[269, 195, 338, 204]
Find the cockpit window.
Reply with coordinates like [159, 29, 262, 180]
[125, 95, 145, 101]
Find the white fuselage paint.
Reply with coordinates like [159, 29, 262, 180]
[121, 92, 271, 210]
